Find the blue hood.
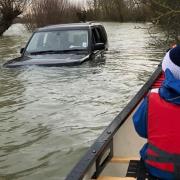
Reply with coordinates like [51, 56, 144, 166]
[159, 69, 180, 105]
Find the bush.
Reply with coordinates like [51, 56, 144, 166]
[25, 0, 82, 31]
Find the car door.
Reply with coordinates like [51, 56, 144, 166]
[97, 25, 108, 50]
[91, 26, 105, 61]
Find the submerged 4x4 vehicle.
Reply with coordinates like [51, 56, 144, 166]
[4, 22, 108, 68]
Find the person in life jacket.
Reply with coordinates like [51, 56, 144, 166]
[133, 45, 180, 180]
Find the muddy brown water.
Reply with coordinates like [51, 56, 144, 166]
[0, 22, 163, 180]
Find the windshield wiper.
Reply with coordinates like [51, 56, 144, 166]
[29, 50, 63, 55]
[64, 49, 82, 51]
[29, 49, 85, 55]
[57, 49, 85, 53]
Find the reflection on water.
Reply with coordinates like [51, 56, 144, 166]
[0, 23, 164, 180]
[0, 25, 29, 64]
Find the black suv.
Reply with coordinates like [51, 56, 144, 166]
[4, 22, 108, 67]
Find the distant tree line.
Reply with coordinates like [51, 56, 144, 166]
[25, 0, 82, 31]
[86, 0, 151, 22]
[24, 0, 152, 31]
[0, 0, 180, 46]
[86, 0, 180, 45]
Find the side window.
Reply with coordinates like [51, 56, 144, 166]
[101, 26, 107, 43]
[92, 26, 107, 45]
[92, 28, 100, 44]
[96, 26, 107, 44]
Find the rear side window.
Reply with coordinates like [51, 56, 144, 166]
[96, 26, 107, 44]
[91, 26, 107, 44]
[92, 28, 101, 44]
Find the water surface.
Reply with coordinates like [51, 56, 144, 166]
[0, 23, 163, 180]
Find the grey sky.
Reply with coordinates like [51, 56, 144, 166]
[70, 0, 87, 6]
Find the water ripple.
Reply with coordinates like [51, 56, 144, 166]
[0, 22, 164, 180]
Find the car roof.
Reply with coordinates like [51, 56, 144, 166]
[37, 22, 103, 32]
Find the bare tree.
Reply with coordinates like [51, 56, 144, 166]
[86, 0, 149, 22]
[0, 0, 28, 35]
[139, 0, 180, 46]
[25, 0, 82, 30]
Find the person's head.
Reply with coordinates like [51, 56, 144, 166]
[162, 45, 180, 80]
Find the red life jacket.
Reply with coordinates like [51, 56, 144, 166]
[151, 72, 165, 89]
[146, 90, 180, 176]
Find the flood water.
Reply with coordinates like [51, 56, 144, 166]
[0, 22, 164, 180]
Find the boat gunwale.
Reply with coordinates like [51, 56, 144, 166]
[66, 63, 162, 180]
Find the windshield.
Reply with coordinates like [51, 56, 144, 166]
[26, 30, 89, 54]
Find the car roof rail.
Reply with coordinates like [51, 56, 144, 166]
[79, 21, 96, 25]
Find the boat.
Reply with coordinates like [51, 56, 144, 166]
[66, 63, 163, 180]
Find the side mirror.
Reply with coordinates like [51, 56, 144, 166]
[94, 43, 105, 50]
[20, 48, 25, 54]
